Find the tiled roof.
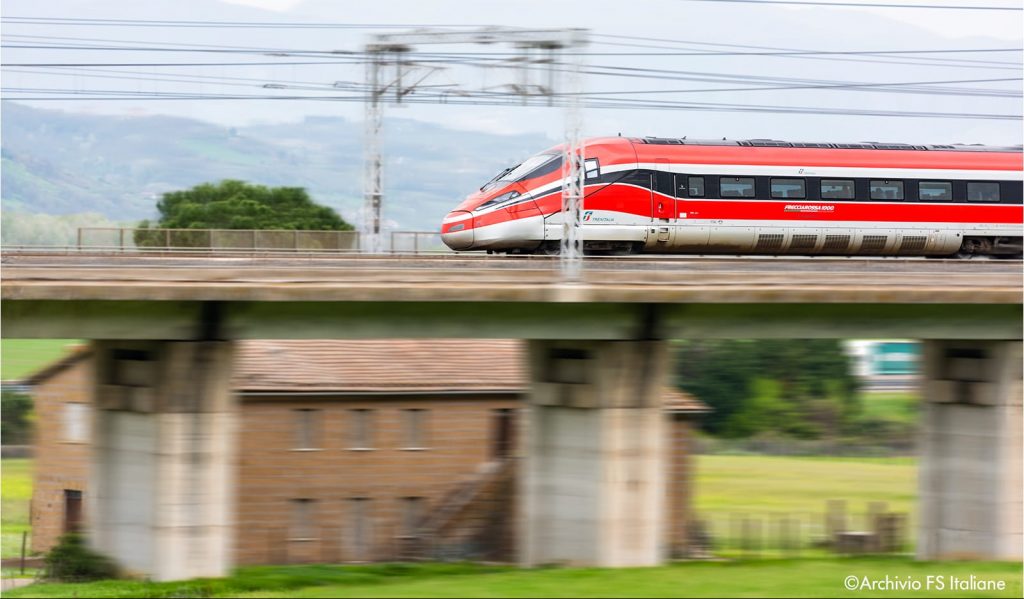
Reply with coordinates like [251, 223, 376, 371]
[21, 344, 92, 386]
[233, 339, 525, 393]
[662, 387, 710, 414]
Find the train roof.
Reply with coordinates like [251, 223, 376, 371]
[636, 137, 1023, 153]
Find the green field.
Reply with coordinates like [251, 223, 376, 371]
[694, 455, 916, 554]
[1, 340, 81, 381]
[696, 455, 916, 515]
[1, 459, 33, 559]
[4, 559, 1020, 598]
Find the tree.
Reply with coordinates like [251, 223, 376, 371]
[1, 391, 34, 445]
[138, 180, 351, 231]
[673, 339, 860, 439]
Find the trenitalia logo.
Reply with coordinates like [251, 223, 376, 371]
[784, 204, 835, 213]
[584, 211, 593, 221]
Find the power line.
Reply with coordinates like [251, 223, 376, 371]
[8, 66, 1015, 99]
[4, 42, 1021, 58]
[590, 33, 1024, 68]
[678, 0, 1023, 10]
[0, 16, 485, 28]
[4, 88, 1019, 120]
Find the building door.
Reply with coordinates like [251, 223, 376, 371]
[492, 409, 515, 460]
[64, 490, 83, 534]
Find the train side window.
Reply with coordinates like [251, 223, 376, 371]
[655, 171, 675, 197]
[619, 170, 652, 189]
[720, 177, 755, 198]
[688, 176, 705, 198]
[967, 182, 1000, 202]
[1000, 181, 1022, 205]
[584, 158, 600, 179]
[770, 178, 806, 199]
[919, 181, 952, 201]
[870, 180, 904, 201]
[821, 179, 855, 200]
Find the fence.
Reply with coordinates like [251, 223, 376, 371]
[62, 228, 459, 254]
[692, 502, 910, 559]
[75, 228, 363, 253]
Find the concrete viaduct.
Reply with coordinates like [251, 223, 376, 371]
[2, 254, 1021, 580]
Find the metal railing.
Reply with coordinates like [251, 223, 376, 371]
[76, 227, 362, 252]
[19, 227, 459, 255]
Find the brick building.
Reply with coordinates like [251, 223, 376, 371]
[27, 339, 705, 564]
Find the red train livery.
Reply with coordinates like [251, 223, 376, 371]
[440, 136, 1023, 257]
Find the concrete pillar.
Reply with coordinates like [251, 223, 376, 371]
[918, 340, 1022, 560]
[521, 340, 668, 567]
[88, 341, 236, 581]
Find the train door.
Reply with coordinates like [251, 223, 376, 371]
[653, 164, 675, 222]
[616, 169, 654, 221]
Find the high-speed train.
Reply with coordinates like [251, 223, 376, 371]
[440, 136, 1023, 257]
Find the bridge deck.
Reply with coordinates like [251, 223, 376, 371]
[2, 254, 1021, 304]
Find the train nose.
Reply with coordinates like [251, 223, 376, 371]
[441, 210, 474, 250]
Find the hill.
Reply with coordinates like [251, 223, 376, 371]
[0, 102, 551, 235]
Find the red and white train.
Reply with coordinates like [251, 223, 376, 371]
[440, 137, 1023, 257]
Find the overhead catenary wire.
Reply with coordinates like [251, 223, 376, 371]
[5, 67, 1018, 99]
[3, 86, 1019, 120]
[677, 0, 1023, 10]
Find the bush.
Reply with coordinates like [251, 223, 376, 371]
[44, 533, 119, 582]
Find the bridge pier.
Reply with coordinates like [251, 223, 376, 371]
[918, 340, 1022, 561]
[89, 341, 236, 581]
[521, 340, 668, 567]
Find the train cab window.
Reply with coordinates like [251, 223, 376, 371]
[770, 178, 806, 199]
[967, 182, 1000, 202]
[720, 177, 755, 198]
[821, 179, 855, 200]
[584, 158, 600, 179]
[870, 180, 904, 201]
[688, 176, 705, 198]
[919, 181, 952, 201]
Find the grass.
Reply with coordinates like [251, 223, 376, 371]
[1, 340, 81, 381]
[694, 455, 916, 554]
[3, 559, 1020, 598]
[1, 459, 33, 559]
[859, 392, 919, 424]
[695, 455, 916, 516]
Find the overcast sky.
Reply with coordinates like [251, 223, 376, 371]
[3, 0, 1022, 146]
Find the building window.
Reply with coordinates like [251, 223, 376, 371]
[400, 497, 425, 536]
[401, 409, 428, 449]
[770, 178, 806, 199]
[492, 409, 516, 459]
[720, 177, 755, 198]
[347, 498, 372, 560]
[62, 403, 89, 443]
[349, 409, 375, 450]
[687, 176, 705, 197]
[919, 181, 952, 201]
[821, 179, 855, 200]
[293, 409, 320, 450]
[64, 490, 83, 534]
[870, 180, 904, 200]
[967, 182, 1000, 202]
[290, 498, 316, 540]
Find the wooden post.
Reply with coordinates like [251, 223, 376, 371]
[20, 530, 27, 574]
